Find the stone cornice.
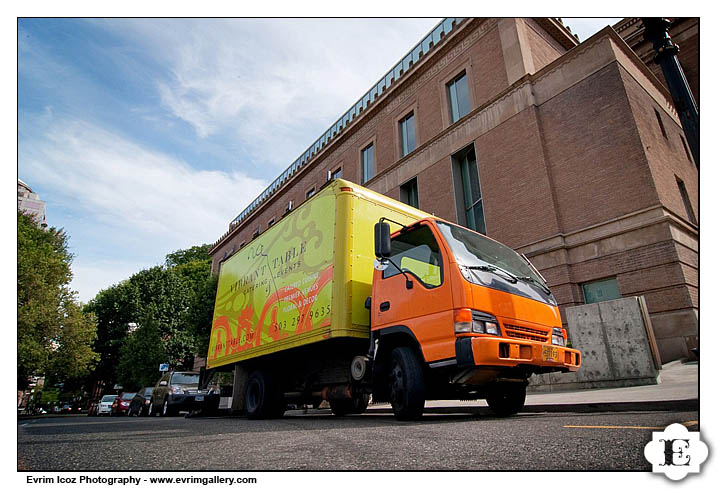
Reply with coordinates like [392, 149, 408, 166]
[517, 205, 698, 258]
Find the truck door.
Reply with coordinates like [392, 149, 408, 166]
[373, 223, 455, 362]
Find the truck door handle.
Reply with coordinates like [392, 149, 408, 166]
[380, 301, 390, 311]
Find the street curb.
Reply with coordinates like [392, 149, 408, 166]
[18, 413, 88, 420]
[366, 399, 698, 415]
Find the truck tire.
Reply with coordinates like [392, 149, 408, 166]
[245, 370, 284, 419]
[329, 393, 370, 416]
[389, 347, 425, 420]
[486, 383, 526, 417]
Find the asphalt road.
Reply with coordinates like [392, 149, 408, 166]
[17, 409, 698, 471]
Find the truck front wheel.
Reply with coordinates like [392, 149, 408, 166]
[389, 347, 425, 420]
[486, 382, 526, 417]
[245, 370, 284, 419]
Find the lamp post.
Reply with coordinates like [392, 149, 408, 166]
[641, 18, 699, 167]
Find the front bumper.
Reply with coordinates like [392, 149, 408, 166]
[456, 336, 581, 371]
[167, 393, 219, 411]
[98, 406, 112, 414]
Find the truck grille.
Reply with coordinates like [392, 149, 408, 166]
[503, 324, 550, 343]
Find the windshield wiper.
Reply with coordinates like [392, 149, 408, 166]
[464, 264, 518, 284]
[516, 275, 552, 296]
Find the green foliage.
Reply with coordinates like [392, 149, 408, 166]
[83, 280, 137, 385]
[87, 243, 218, 388]
[45, 301, 99, 383]
[186, 272, 218, 358]
[17, 211, 98, 389]
[164, 244, 211, 268]
[116, 319, 165, 390]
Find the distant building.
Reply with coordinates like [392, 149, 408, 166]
[209, 18, 698, 363]
[18, 179, 47, 226]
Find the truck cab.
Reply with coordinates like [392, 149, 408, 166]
[368, 217, 580, 419]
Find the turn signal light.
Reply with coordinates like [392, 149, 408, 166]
[454, 308, 473, 333]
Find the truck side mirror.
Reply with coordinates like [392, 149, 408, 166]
[374, 221, 392, 258]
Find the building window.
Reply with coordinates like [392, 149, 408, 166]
[452, 145, 486, 235]
[332, 167, 342, 180]
[680, 135, 693, 163]
[400, 177, 419, 208]
[267, 218, 275, 228]
[239, 242, 246, 249]
[306, 187, 316, 199]
[447, 72, 471, 123]
[252, 227, 261, 239]
[362, 143, 375, 183]
[399, 112, 416, 157]
[676, 177, 697, 224]
[582, 277, 621, 304]
[654, 108, 667, 139]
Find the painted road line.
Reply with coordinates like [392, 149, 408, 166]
[564, 421, 698, 430]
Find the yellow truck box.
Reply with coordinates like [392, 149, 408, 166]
[207, 179, 429, 369]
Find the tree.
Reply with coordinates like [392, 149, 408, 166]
[164, 244, 211, 268]
[45, 301, 98, 383]
[185, 272, 218, 358]
[83, 279, 137, 387]
[87, 244, 218, 388]
[116, 318, 165, 389]
[17, 211, 98, 389]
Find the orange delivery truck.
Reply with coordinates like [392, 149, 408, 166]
[206, 179, 580, 420]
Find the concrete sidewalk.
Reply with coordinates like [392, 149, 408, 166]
[368, 360, 699, 414]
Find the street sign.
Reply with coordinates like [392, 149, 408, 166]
[159, 363, 169, 372]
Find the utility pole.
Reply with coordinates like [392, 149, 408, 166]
[641, 18, 699, 168]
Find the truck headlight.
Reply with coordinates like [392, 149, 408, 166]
[483, 322, 499, 335]
[552, 327, 565, 346]
[455, 309, 500, 335]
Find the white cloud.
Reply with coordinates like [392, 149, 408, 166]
[69, 260, 145, 304]
[20, 117, 267, 300]
[98, 18, 440, 169]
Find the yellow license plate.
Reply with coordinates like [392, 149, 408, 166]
[542, 345, 559, 362]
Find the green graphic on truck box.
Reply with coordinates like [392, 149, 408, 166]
[207, 193, 335, 367]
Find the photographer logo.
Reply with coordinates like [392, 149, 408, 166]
[644, 423, 708, 481]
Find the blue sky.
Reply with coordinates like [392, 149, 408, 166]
[18, 18, 618, 302]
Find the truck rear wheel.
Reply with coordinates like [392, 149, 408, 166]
[329, 393, 370, 416]
[245, 370, 284, 419]
[389, 347, 425, 420]
[486, 382, 526, 417]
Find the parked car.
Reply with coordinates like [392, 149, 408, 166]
[128, 387, 153, 416]
[111, 392, 137, 416]
[149, 371, 218, 416]
[97, 394, 118, 416]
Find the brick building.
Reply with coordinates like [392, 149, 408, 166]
[209, 18, 698, 363]
[613, 18, 699, 108]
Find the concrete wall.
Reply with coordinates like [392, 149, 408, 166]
[529, 296, 659, 392]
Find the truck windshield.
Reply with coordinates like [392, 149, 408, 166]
[435, 221, 545, 286]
